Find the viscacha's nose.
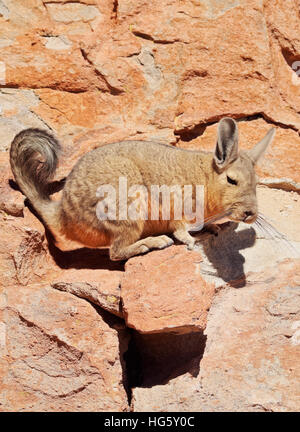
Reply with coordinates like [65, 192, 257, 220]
[243, 210, 255, 222]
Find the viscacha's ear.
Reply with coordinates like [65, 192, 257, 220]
[247, 128, 276, 164]
[214, 117, 239, 171]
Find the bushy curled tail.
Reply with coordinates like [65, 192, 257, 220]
[10, 128, 62, 231]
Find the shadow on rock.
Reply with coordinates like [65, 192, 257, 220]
[125, 331, 207, 388]
[194, 223, 257, 288]
[46, 232, 124, 271]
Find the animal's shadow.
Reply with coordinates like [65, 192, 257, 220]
[47, 237, 124, 271]
[192, 223, 257, 288]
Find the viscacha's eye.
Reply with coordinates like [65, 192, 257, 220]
[227, 175, 238, 185]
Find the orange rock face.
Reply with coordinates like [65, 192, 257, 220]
[132, 260, 300, 412]
[0, 0, 299, 186]
[122, 246, 216, 334]
[0, 0, 300, 412]
[1, 285, 129, 412]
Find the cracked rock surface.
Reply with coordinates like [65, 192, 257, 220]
[0, 0, 300, 412]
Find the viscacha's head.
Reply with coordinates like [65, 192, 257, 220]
[211, 117, 275, 224]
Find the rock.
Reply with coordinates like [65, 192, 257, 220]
[0, 153, 24, 217]
[0, 89, 50, 152]
[52, 268, 123, 317]
[121, 246, 216, 334]
[45, 3, 101, 25]
[0, 209, 60, 288]
[259, 178, 300, 193]
[263, 0, 300, 129]
[0, 165, 129, 411]
[0, 0, 299, 183]
[0, 183, 23, 217]
[0, 284, 129, 411]
[174, 4, 273, 130]
[43, 36, 72, 51]
[1, 39, 104, 93]
[256, 187, 300, 242]
[132, 259, 300, 412]
[0, 1, 9, 20]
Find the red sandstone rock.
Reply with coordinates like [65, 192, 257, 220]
[132, 259, 300, 412]
[0, 177, 128, 411]
[0, 208, 59, 288]
[52, 268, 123, 317]
[0, 0, 298, 187]
[0, 284, 129, 411]
[0, 153, 24, 217]
[121, 246, 216, 334]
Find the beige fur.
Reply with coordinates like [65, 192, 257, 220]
[9, 118, 275, 261]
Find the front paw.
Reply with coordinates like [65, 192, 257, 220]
[186, 238, 195, 250]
